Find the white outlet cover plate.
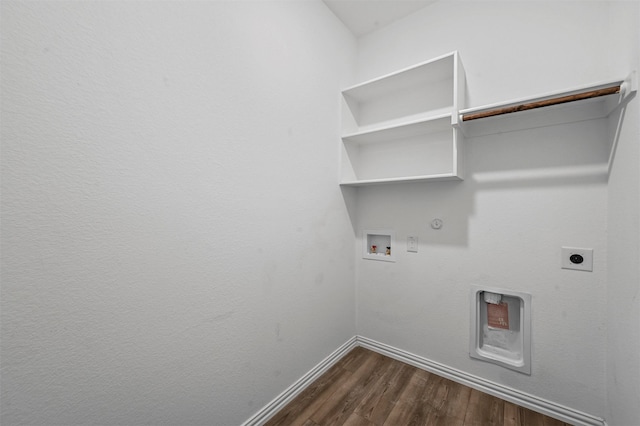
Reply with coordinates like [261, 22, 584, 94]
[407, 235, 418, 252]
[561, 247, 593, 271]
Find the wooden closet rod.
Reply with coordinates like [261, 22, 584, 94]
[462, 85, 621, 122]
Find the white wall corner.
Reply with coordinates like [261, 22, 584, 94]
[241, 336, 358, 426]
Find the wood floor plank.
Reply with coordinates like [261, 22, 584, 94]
[310, 351, 392, 425]
[266, 348, 572, 426]
[265, 363, 353, 426]
[517, 405, 546, 425]
[543, 414, 569, 426]
[412, 374, 453, 425]
[463, 388, 504, 426]
[504, 401, 569, 426]
[503, 401, 521, 426]
[342, 412, 376, 426]
[412, 365, 432, 382]
[504, 400, 572, 426]
[381, 370, 433, 425]
[353, 358, 408, 424]
[436, 378, 472, 425]
[419, 376, 470, 426]
[384, 363, 418, 404]
[339, 346, 370, 373]
[355, 361, 416, 425]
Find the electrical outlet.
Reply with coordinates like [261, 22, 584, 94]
[561, 247, 593, 272]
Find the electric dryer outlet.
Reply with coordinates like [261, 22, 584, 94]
[561, 247, 593, 272]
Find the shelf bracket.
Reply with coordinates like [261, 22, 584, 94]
[620, 70, 638, 105]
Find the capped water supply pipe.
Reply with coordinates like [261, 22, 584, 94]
[484, 291, 502, 305]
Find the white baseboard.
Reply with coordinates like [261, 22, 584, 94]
[241, 336, 358, 426]
[242, 335, 606, 426]
[356, 335, 606, 426]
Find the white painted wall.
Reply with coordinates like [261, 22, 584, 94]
[3, 1, 638, 424]
[0, 2, 356, 425]
[354, 1, 634, 420]
[605, 2, 640, 425]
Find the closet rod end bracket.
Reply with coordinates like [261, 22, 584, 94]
[620, 70, 637, 102]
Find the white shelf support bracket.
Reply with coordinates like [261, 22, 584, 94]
[620, 70, 637, 104]
[607, 70, 638, 176]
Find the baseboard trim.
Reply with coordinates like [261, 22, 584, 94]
[240, 336, 358, 426]
[242, 335, 606, 426]
[356, 335, 606, 426]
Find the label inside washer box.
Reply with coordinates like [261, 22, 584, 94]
[487, 302, 509, 330]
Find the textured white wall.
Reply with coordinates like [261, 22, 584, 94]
[605, 3, 640, 425]
[0, 2, 356, 425]
[353, 1, 628, 419]
[355, 1, 610, 107]
[3, 1, 638, 424]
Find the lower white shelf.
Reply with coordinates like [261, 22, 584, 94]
[339, 124, 464, 186]
[340, 173, 462, 187]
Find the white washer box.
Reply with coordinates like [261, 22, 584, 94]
[363, 230, 395, 262]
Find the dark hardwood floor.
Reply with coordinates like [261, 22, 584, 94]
[265, 347, 570, 426]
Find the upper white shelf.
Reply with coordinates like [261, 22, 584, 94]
[459, 71, 637, 137]
[342, 52, 456, 104]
